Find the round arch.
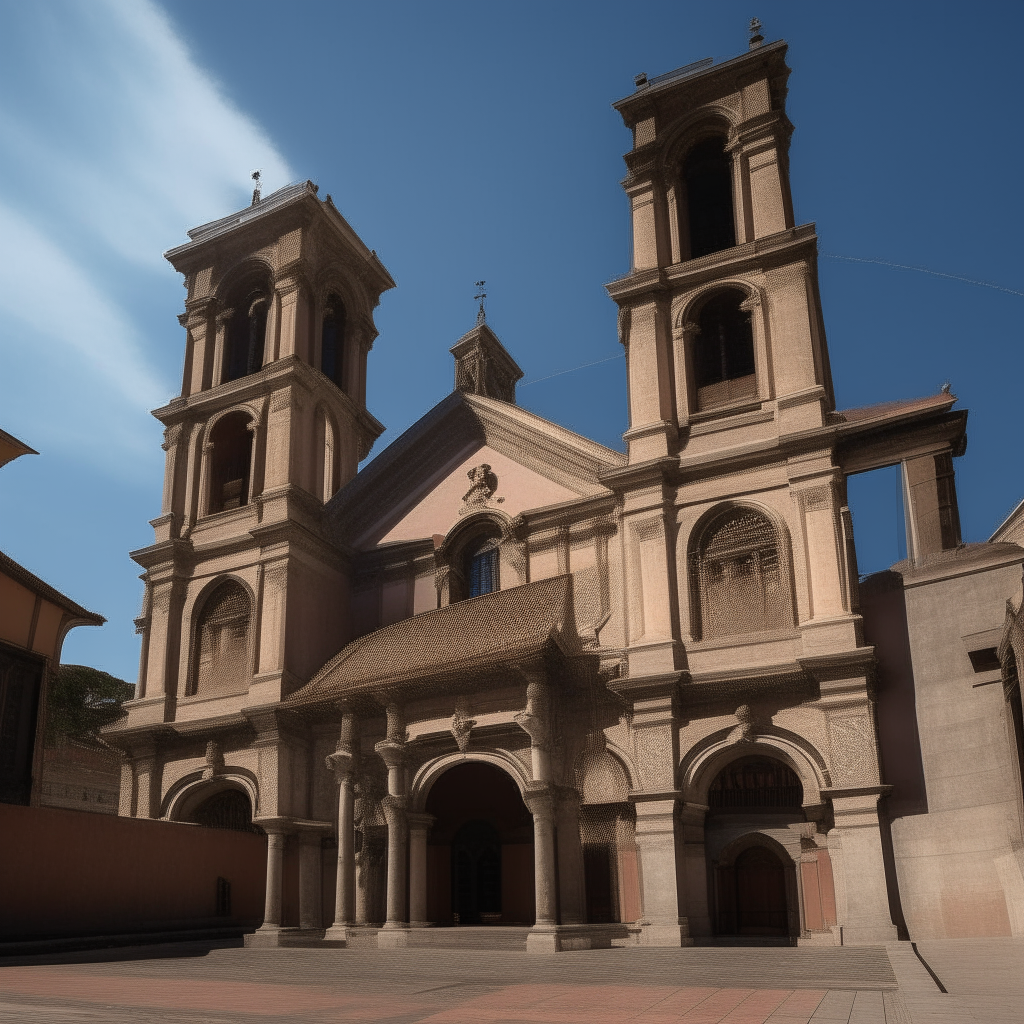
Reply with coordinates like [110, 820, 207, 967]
[211, 255, 275, 303]
[658, 107, 740, 175]
[408, 750, 530, 814]
[163, 769, 260, 823]
[673, 279, 762, 335]
[183, 574, 257, 697]
[681, 732, 829, 809]
[200, 402, 262, 449]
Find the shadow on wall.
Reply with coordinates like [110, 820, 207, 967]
[0, 804, 267, 943]
[859, 568, 928, 940]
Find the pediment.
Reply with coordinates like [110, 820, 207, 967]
[326, 392, 624, 550]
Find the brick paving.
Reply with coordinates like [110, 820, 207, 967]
[0, 939, 1019, 1023]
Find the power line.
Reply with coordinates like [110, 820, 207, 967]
[519, 352, 624, 387]
[822, 253, 1023, 297]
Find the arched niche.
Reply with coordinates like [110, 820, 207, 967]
[188, 578, 254, 698]
[688, 502, 795, 641]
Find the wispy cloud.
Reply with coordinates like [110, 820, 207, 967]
[0, 0, 293, 474]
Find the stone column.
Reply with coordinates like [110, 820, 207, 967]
[325, 713, 356, 943]
[525, 785, 559, 928]
[554, 789, 587, 925]
[408, 813, 436, 927]
[211, 308, 232, 387]
[254, 830, 287, 940]
[376, 703, 410, 948]
[297, 831, 323, 933]
[634, 797, 690, 946]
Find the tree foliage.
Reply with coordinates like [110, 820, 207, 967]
[46, 664, 134, 745]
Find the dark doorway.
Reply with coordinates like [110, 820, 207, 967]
[717, 845, 789, 936]
[424, 761, 534, 925]
[451, 819, 502, 924]
[583, 844, 616, 923]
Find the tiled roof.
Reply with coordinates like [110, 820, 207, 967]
[285, 575, 573, 707]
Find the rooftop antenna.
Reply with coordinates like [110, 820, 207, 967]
[251, 169, 262, 206]
[749, 17, 764, 49]
[474, 280, 487, 325]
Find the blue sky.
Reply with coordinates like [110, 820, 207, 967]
[1, 0, 1021, 683]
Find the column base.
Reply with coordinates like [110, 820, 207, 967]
[321, 925, 351, 947]
[638, 922, 693, 947]
[244, 927, 327, 948]
[377, 925, 411, 948]
[797, 930, 840, 947]
[839, 922, 899, 945]
[526, 923, 628, 952]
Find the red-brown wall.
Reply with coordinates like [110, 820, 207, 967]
[1, 804, 266, 942]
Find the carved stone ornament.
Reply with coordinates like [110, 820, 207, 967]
[202, 739, 224, 780]
[460, 464, 503, 515]
[726, 704, 761, 745]
[450, 703, 476, 753]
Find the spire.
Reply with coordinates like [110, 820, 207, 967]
[474, 280, 487, 325]
[748, 17, 764, 50]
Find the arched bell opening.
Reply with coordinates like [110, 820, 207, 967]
[423, 761, 534, 925]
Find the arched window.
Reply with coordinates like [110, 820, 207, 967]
[207, 412, 254, 515]
[693, 506, 790, 640]
[463, 530, 501, 599]
[190, 580, 252, 697]
[693, 290, 756, 410]
[708, 756, 803, 810]
[683, 136, 736, 259]
[321, 294, 346, 390]
[224, 290, 269, 384]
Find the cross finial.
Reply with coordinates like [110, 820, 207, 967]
[749, 17, 764, 49]
[251, 169, 262, 206]
[474, 280, 487, 325]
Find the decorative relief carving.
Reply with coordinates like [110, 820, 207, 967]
[450, 702, 476, 753]
[803, 486, 831, 512]
[460, 464, 504, 515]
[827, 714, 875, 785]
[202, 739, 224, 780]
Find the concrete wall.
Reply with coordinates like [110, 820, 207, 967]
[864, 547, 1024, 939]
[0, 803, 266, 942]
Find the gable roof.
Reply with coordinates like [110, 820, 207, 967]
[326, 391, 625, 549]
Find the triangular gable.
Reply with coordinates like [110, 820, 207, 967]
[327, 391, 625, 550]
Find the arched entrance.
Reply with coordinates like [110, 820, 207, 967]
[706, 756, 803, 941]
[731, 845, 788, 935]
[423, 761, 534, 925]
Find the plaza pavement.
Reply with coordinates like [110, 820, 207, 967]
[0, 936, 1021, 1023]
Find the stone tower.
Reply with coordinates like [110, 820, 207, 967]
[126, 182, 394, 752]
[600, 32, 964, 945]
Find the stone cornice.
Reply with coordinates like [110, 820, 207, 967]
[605, 224, 817, 306]
[598, 456, 678, 492]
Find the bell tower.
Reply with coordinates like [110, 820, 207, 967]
[608, 26, 832, 464]
[127, 181, 395, 728]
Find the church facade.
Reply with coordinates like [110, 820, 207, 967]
[106, 34, 1024, 950]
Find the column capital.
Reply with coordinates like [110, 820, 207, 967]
[374, 738, 406, 771]
[326, 748, 355, 781]
[407, 812, 436, 832]
[522, 782, 555, 819]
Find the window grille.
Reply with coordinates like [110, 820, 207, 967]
[694, 508, 789, 639]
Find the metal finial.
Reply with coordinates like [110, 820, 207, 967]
[941, 380, 952, 394]
[251, 169, 262, 206]
[749, 17, 764, 49]
[474, 280, 487, 325]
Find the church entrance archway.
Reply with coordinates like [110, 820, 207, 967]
[423, 761, 534, 925]
[706, 755, 803, 941]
